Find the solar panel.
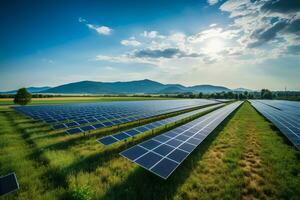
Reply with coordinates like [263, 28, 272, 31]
[13, 99, 221, 135]
[0, 172, 19, 196]
[97, 104, 224, 146]
[120, 101, 242, 179]
[250, 100, 300, 150]
[66, 127, 83, 135]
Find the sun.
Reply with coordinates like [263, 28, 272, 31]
[204, 37, 225, 54]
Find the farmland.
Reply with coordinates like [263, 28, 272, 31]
[0, 98, 299, 200]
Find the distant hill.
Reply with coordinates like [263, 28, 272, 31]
[158, 86, 188, 94]
[0, 86, 51, 94]
[1, 80, 250, 94]
[44, 79, 165, 94]
[42, 79, 231, 94]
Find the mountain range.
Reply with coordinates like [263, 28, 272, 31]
[0, 87, 52, 94]
[0, 79, 252, 94]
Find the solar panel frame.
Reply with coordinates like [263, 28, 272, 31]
[0, 172, 19, 197]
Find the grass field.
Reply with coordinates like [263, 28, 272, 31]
[0, 102, 299, 200]
[0, 96, 177, 106]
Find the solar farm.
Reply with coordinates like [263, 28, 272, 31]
[0, 98, 299, 199]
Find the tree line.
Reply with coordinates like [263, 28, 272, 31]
[2, 88, 300, 106]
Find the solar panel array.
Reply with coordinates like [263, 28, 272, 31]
[97, 103, 224, 146]
[14, 99, 219, 135]
[120, 101, 242, 179]
[250, 100, 300, 150]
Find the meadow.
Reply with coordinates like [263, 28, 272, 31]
[0, 100, 299, 200]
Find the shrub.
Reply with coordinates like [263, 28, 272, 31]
[70, 185, 94, 200]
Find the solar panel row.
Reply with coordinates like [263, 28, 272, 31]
[65, 104, 207, 135]
[120, 101, 242, 179]
[14, 99, 219, 135]
[250, 100, 300, 150]
[97, 103, 225, 145]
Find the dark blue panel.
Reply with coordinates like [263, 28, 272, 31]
[87, 118, 98, 123]
[53, 124, 66, 129]
[154, 135, 170, 143]
[96, 117, 106, 121]
[114, 132, 130, 140]
[153, 144, 174, 156]
[111, 119, 122, 124]
[164, 131, 179, 138]
[136, 126, 150, 132]
[119, 118, 128, 123]
[120, 146, 148, 160]
[151, 158, 178, 179]
[144, 124, 157, 129]
[140, 140, 161, 150]
[179, 143, 196, 153]
[98, 136, 118, 145]
[121, 118, 130, 123]
[182, 130, 195, 137]
[76, 120, 88, 125]
[93, 123, 104, 129]
[125, 129, 140, 136]
[66, 128, 82, 135]
[175, 134, 189, 141]
[187, 138, 200, 145]
[127, 117, 136, 121]
[167, 149, 189, 163]
[135, 152, 163, 169]
[166, 139, 183, 147]
[65, 122, 78, 127]
[103, 121, 114, 126]
[194, 133, 206, 140]
[81, 126, 95, 131]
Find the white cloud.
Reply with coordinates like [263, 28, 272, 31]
[121, 37, 141, 46]
[207, 0, 219, 6]
[95, 54, 157, 65]
[78, 17, 112, 35]
[87, 24, 112, 35]
[78, 17, 86, 23]
[219, 0, 300, 50]
[142, 31, 165, 39]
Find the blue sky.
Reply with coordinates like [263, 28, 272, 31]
[0, 0, 299, 91]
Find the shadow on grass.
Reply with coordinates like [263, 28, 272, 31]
[99, 105, 242, 200]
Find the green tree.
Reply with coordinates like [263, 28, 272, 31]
[14, 88, 32, 105]
[261, 89, 273, 99]
[198, 92, 203, 98]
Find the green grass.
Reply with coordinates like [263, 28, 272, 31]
[0, 102, 299, 199]
[0, 96, 178, 106]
